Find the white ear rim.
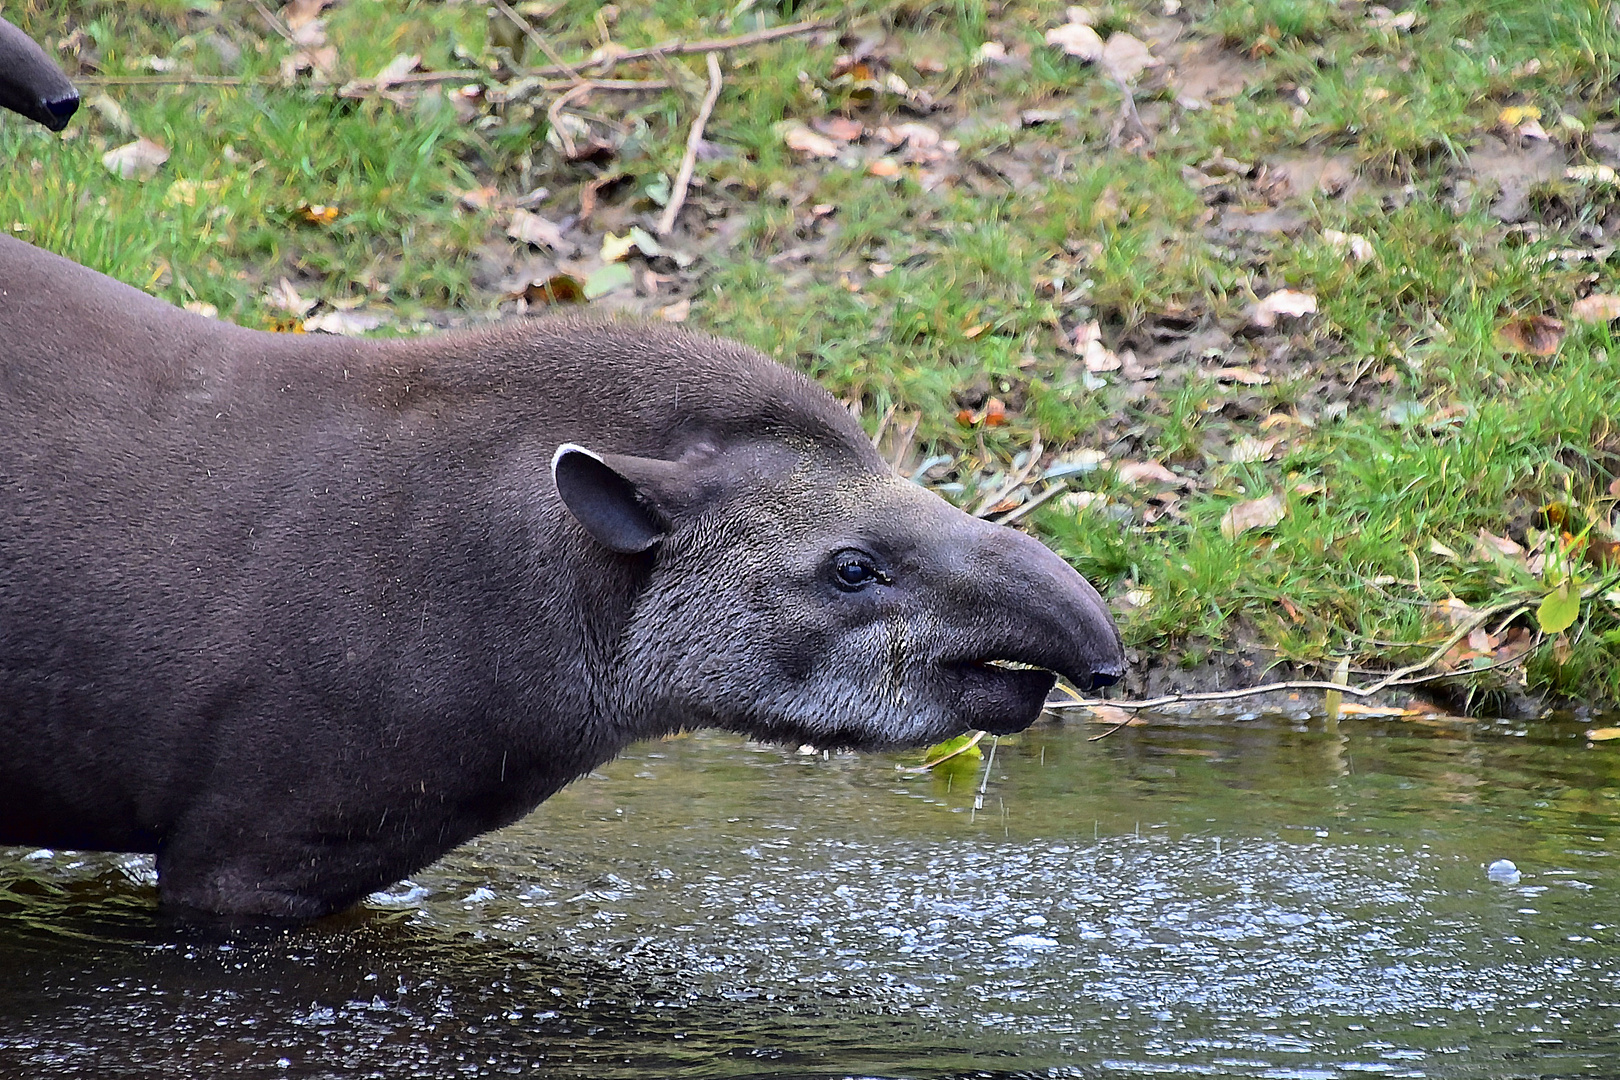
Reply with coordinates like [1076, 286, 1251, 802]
[550, 441, 602, 477]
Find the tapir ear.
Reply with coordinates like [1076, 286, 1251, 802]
[551, 444, 668, 554]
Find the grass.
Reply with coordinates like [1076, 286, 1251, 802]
[8, 0, 1620, 705]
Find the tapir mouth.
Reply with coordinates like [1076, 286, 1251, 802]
[943, 658, 1061, 735]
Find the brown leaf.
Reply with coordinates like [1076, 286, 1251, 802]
[303, 309, 385, 336]
[1072, 320, 1120, 372]
[518, 275, 586, 306]
[506, 209, 574, 254]
[297, 202, 340, 225]
[1248, 289, 1317, 329]
[373, 52, 421, 91]
[280, 0, 332, 31]
[1117, 460, 1181, 486]
[1100, 33, 1157, 82]
[1084, 704, 1144, 726]
[1587, 727, 1620, 741]
[812, 115, 864, 142]
[1572, 293, 1620, 322]
[1323, 228, 1375, 264]
[1219, 492, 1286, 539]
[102, 137, 169, 181]
[1499, 314, 1565, 356]
[265, 277, 316, 316]
[1045, 22, 1104, 62]
[780, 121, 840, 159]
[1587, 538, 1620, 570]
[1208, 366, 1270, 385]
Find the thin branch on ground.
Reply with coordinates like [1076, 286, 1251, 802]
[490, 0, 583, 83]
[1050, 597, 1536, 717]
[522, 18, 833, 79]
[973, 434, 1043, 517]
[656, 52, 722, 237]
[545, 80, 598, 161]
[995, 483, 1067, 526]
[248, 0, 297, 45]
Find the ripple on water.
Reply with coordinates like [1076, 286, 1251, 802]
[1, 712, 1618, 1078]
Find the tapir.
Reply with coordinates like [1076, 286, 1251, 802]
[0, 15, 77, 130]
[0, 19, 1124, 920]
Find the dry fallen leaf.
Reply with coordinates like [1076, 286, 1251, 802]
[517, 275, 586, 306]
[304, 310, 385, 336]
[457, 186, 499, 211]
[868, 158, 903, 178]
[280, 0, 332, 31]
[1100, 33, 1157, 82]
[1499, 314, 1565, 356]
[1084, 704, 1144, 726]
[1249, 289, 1317, 329]
[1336, 703, 1426, 718]
[1208, 366, 1271, 385]
[1572, 294, 1620, 322]
[1072, 320, 1121, 372]
[1045, 21, 1104, 62]
[1366, 5, 1418, 30]
[1587, 727, 1620, 741]
[282, 44, 338, 83]
[813, 115, 864, 142]
[297, 203, 340, 226]
[1566, 165, 1619, 184]
[1117, 460, 1180, 486]
[265, 277, 316, 316]
[779, 121, 840, 159]
[506, 209, 572, 254]
[1323, 228, 1375, 264]
[1498, 104, 1541, 128]
[373, 52, 421, 91]
[1228, 435, 1282, 464]
[659, 298, 691, 323]
[1220, 492, 1286, 539]
[102, 137, 169, 181]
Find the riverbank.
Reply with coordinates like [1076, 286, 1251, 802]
[7, 0, 1620, 708]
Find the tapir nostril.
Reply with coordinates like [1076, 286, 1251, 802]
[1086, 670, 1121, 690]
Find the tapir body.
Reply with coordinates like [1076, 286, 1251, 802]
[0, 20, 1122, 919]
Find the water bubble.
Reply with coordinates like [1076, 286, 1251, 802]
[1487, 859, 1521, 884]
[1005, 934, 1059, 951]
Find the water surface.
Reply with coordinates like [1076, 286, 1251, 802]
[2, 708, 1617, 1078]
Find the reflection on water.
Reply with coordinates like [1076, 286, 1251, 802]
[2, 709, 1618, 1078]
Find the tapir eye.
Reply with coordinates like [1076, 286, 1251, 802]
[831, 549, 889, 591]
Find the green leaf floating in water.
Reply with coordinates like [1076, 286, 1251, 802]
[1537, 579, 1581, 634]
[922, 731, 984, 768]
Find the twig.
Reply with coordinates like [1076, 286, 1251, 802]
[520, 18, 832, 79]
[249, 0, 298, 45]
[898, 730, 986, 773]
[972, 433, 1042, 517]
[1051, 597, 1536, 717]
[490, 0, 583, 82]
[545, 80, 597, 161]
[656, 52, 722, 237]
[80, 74, 256, 86]
[80, 71, 670, 94]
[994, 482, 1067, 526]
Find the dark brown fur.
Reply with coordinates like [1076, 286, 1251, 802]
[0, 79, 1123, 918]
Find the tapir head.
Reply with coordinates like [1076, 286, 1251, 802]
[552, 437, 1125, 750]
[0, 17, 79, 132]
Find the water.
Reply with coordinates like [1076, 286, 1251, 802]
[2, 709, 1617, 1078]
